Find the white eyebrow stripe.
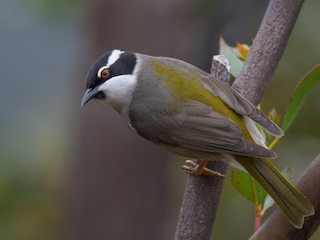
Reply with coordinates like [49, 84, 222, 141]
[107, 49, 123, 67]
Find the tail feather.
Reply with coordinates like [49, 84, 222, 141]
[236, 156, 314, 229]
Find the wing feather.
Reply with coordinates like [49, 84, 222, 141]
[202, 77, 284, 137]
[166, 102, 276, 159]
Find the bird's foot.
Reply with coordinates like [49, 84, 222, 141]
[182, 160, 225, 178]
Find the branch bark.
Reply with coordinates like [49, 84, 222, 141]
[232, 0, 305, 105]
[174, 0, 305, 239]
[174, 161, 227, 240]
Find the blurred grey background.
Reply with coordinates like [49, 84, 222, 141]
[0, 0, 319, 239]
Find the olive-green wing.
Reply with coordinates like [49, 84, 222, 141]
[202, 76, 284, 137]
[165, 102, 276, 159]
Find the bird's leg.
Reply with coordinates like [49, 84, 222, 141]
[182, 160, 225, 178]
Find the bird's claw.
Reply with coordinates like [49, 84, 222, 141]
[182, 160, 226, 178]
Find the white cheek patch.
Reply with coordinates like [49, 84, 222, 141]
[107, 49, 124, 67]
[98, 74, 137, 105]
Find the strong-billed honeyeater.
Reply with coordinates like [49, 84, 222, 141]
[81, 49, 314, 228]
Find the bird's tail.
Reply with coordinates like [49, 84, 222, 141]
[236, 156, 314, 228]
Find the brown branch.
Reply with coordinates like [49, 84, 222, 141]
[232, 0, 305, 105]
[250, 154, 320, 240]
[174, 0, 305, 239]
[174, 161, 227, 240]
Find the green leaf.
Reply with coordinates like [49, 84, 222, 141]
[282, 65, 320, 132]
[262, 167, 293, 214]
[219, 37, 244, 78]
[231, 169, 267, 205]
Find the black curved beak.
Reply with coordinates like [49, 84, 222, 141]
[81, 87, 100, 107]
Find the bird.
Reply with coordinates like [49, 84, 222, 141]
[81, 49, 314, 228]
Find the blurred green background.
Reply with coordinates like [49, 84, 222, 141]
[0, 0, 319, 239]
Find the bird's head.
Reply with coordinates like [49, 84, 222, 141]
[81, 49, 138, 112]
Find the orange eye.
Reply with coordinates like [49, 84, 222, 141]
[101, 69, 110, 78]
